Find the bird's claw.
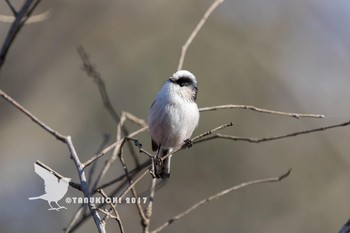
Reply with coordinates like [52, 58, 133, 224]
[155, 157, 162, 166]
[184, 139, 193, 148]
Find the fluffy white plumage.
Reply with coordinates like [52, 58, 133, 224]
[148, 70, 200, 178]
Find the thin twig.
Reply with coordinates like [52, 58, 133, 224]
[64, 205, 85, 233]
[0, 89, 106, 233]
[339, 218, 350, 233]
[177, 0, 224, 70]
[98, 189, 125, 233]
[194, 120, 350, 144]
[88, 134, 110, 185]
[35, 160, 81, 191]
[0, 89, 66, 141]
[0, 0, 42, 70]
[77, 46, 142, 168]
[191, 122, 233, 142]
[143, 178, 157, 233]
[82, 126, 148, 168]
[151, 169, 291, 233]
[199, 104, 325, 119]
[0, 10, 51, 23]
[160, 122, 235, 162]
[5, 0, 18, 16]
[114, 137, 147, 224]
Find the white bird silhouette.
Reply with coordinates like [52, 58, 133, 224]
[28, 163, 70, 211]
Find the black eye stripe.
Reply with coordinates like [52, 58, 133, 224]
[175, 77, 194, 87]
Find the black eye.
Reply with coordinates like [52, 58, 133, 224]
[176, 77, 191, 87]
[178, 81, 185, 87]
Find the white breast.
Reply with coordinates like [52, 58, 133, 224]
[148, 81, 199, 149]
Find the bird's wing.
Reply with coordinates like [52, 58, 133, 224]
[33, 163, 59, 194]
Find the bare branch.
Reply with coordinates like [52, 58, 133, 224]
[114, 137, 147, 225]
[88, 134, 111, 184]
[64, 206, 85, 233]
[0, 10, 51, 23]
[5, 0, 18, 16]
[177, 0, 224, 70]
[0, 89, 66, 141]
[0, 89, 106, 233]
[191, 122, 233, 142]
[0, 0, 42, 70]
[143, 178, 157, 233]
[77, 46, 142, 168]
[151, 169, 291, 233]
[82, 126, 148, 168]
[35, 160, 82, 191]
[65, 137, 106, 233]
[339, 218, 350, 233]
[199, 104, 325, 119]
[98, 189, 125, 233]
[77, 46, 121, 123]
[194, 120, 350, 144]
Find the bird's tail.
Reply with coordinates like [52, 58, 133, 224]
[155, 148, 172, 179]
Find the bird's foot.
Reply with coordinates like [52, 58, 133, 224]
[155, 157, 162, 166]
[184, 139, 193, 148]
[131, 138, 142, 150]
[48, 207, 60, 211]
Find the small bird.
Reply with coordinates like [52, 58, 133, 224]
[148, 70, 200, 179]
[28, 163, 71, 211]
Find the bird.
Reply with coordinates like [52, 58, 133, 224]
[28, 163, 71, 211]
[148, 70, 200, 179]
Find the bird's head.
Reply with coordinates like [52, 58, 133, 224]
[168, 70, 198, 102]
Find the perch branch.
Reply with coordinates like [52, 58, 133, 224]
[199, 104, 325, 119]
[194, 120, 350, 144]
[177, 0, 224, 70]
[151, 169, 291, 233]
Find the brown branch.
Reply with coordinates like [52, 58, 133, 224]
[77, 46, 120, 122]
[35, 160, 81, 191]
[194, 120, 350, 144]
[0, 89, 106, 233]
[0, 10, 51, 23]
[160, 122, 235, 162]
[151, 169, 291, 233]
[82, 126, 148, 168]
[0, 89, 66, 141]
[115, 137, 147, 225]
[98, 189, 125, 233]
[143, 178, 157, 233]
[339, 218, 350, 233]
[199, 104, 325, 119]
[64, 206, 85, 233]
[177, 0, 224, 70]
[5, 0, 18, 16]
[77, 46, 142, 168]
[0, 0, 42, 70]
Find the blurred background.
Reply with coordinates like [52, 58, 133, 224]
[1, 0, 350, 232]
